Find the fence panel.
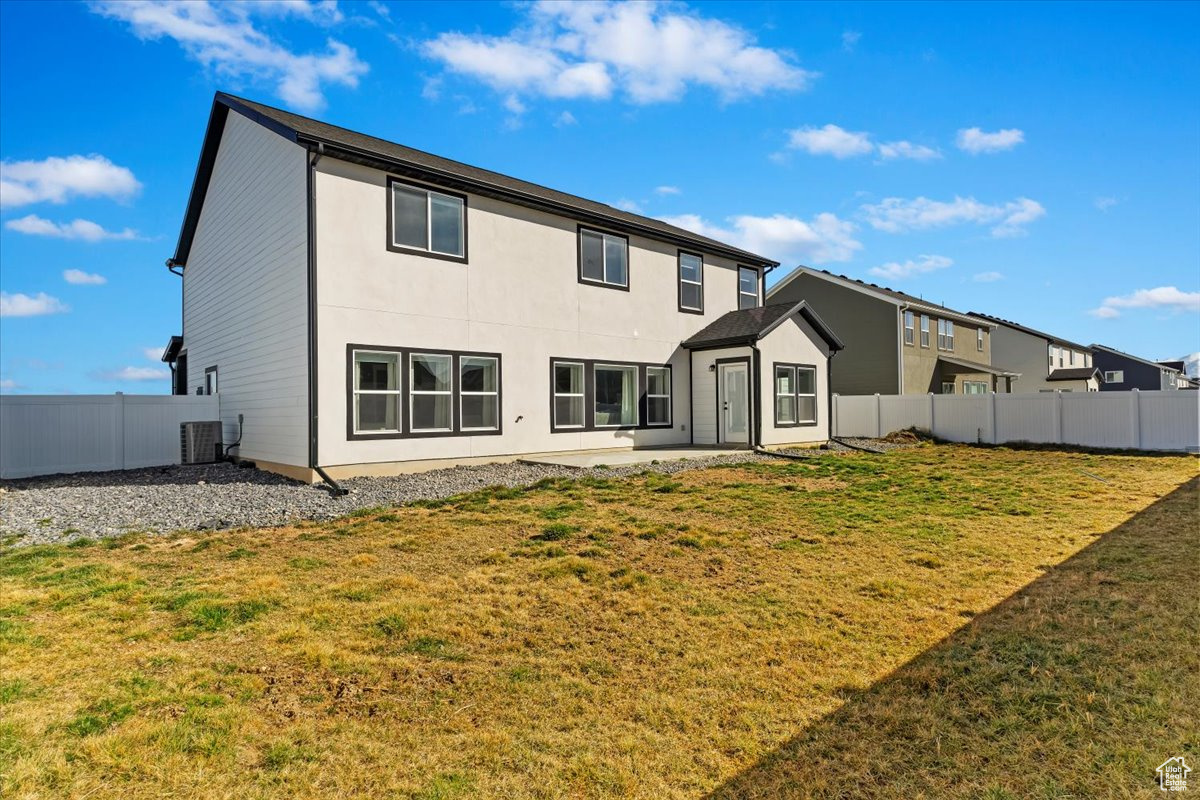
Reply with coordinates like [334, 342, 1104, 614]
[0, 394, 220, 479]
[834, 390, 1199, 453]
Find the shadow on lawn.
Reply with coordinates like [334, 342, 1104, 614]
[708, 476, 1199, 800]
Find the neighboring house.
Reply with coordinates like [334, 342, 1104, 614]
[1091, 345, 1183, 391]
[162, 93, 843, 482]
[970, 313, 1101, 392]
[767, 267, 1016, 395]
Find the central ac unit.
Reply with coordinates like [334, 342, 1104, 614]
[181, 420, 223, 464]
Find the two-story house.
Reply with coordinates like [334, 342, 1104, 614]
[767, 267, 1016, 396]
[1091, 345, 1183, 391]
[970, 313, 1100, 392]
[162, 94, 843, 482]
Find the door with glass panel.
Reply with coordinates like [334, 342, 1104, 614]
[718, 362, 750, 445]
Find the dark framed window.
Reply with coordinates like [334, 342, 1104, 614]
[903, 310, 915, 346]
[549, 358, 672, 432]
[941, 381, 956, 394]
[347, 345, 501, 440]
[937, 319, 954, 351]
[386, 177, 467, 262]
[204, 365, 218, 395]
[678, 251, 703, 313]
[774, 363, 817, 427]
[578, 226, 629, 289]
[738, 266, 760, 309]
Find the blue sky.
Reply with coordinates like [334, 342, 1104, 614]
[2, 0, 1198, 394]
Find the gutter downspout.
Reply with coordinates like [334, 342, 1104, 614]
[897, 304, 907, 395]
[306, 143, 347, 497]
[751, 342, 762, 449]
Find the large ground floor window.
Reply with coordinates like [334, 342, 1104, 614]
[773, 363, 817, 426]
[348, 345, 501, 439]
[551, 358, 673, 432]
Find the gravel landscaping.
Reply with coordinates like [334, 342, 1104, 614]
[0, 439, 913, 546]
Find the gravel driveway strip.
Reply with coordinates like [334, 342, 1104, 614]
[0, 449, 856, 546]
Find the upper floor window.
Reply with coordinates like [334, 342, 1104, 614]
[1104, 370, 1124, 384]
[976, 328, 984, 351]
[1069, 349, 1075, 366]
[903, 311, 915, 346]
[678, 252, 704, 313]
[738, 267, 759, 309]
[1058, 348, 1064, 367]
[936, 319, 954, 351]
[1048, 345, 1055, 370]
[920, 315, 930, 348]
[204, 366, 219, 395]
[388, 178, 466, 260]
[579, 228, 628, 289]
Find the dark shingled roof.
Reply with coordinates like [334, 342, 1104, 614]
[1047, 367, 1102, 382]
[970, 312, 1091, 352]
[681, 301, 844, 351]
[170, 93, 777, 268]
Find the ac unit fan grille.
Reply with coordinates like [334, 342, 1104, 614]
[180, 421, 222, 465]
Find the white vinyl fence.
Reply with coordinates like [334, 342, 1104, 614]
[833, 390, 1200, 453]
[0, 394, 220, 479]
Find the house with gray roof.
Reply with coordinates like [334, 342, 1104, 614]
[1091, 345, 1184, 391]
[162, 93, 843, 482]
[767, 266, 1017, 396]
[970, 313, 1101, 392]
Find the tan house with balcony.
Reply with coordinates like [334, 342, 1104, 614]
[767, 267, 1017, 395]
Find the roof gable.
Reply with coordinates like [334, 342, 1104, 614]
[170, 93, 777, 268]
[682, 301, 844, 352]
[971, 312, 1091, 352]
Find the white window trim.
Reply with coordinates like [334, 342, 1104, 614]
[352, 350, 401, 434]
[679, 253, 703, 312]
[553, 361, 586, 429]
[738, 266, 759, 309]
[941, 381, 956, 394]
[1104, 370, 1124, 383]
[904, 311, 915, 346]
[459, 356, 499, 432]
[977, 328, 984, 351]
[409, 352, 454, 432]
[593, 363, 639, 428]
[580, 229, 629, 288]
[646, 366, 673, 426]
[391, 181, 465, 258]
[775, 366, 797, 425]
[920, 315, 930, 348]
[796, 367, 817, 423]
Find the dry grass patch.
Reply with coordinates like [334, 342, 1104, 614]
[0, 445, 1195, 799]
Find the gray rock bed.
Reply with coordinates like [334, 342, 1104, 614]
[0, 440, 908, 547]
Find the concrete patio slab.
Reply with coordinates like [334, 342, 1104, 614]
[518, 447, 748, 469]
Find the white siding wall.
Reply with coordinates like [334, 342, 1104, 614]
[688, 347, 752, 445]
[182, 111, 309, 468]
[313, 158, 755, 466]
[758, 316, 832, 446]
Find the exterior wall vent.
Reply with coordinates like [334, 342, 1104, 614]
[180, 421, 222, 464]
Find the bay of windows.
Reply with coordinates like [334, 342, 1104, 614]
[350, 346, 500, 438]
[551, 359, 672, 431]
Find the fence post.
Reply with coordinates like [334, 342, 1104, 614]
[1130, 389, 1141, 449]
[1052, 391, 1063, 445]
[116, 392, 126, 471]
[989, 391, 998, 444]
[928, 393, 936, 437]
[875, 393, 882, 438]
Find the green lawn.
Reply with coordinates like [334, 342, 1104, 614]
[1, 444, 1195, 798]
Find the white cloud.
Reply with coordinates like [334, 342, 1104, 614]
[63, 269, 107, 285]
[869, 254, 953, 280]
[554, 110, 578, 127]
[504, 94, 527, 114]
[90, 0, 368, 112]
[0, 378, 18, 391]
[841, 30, 861, 52]
[1094, 195, 1118, 211]
[367, 0, 390, 20]
[614, 198, 643, 213]
[5, 214, 140, 241]
[973, 271, 1004, 282]
[654, 185, 681, 196]
[0, 154, 141, 209]
[860, 195, 1046, 238]
[660, 211, 861, 265]
[95, 366, 171, 381]
[1090, 286, 1200, 319]
[877, 140, 942, 161]
[956, 127, 1025, 154]
[143, 346, 166, 361]
[422, 1, 813, 106]
[786, 124, 873, 158]
[0, 292, 70, 318]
